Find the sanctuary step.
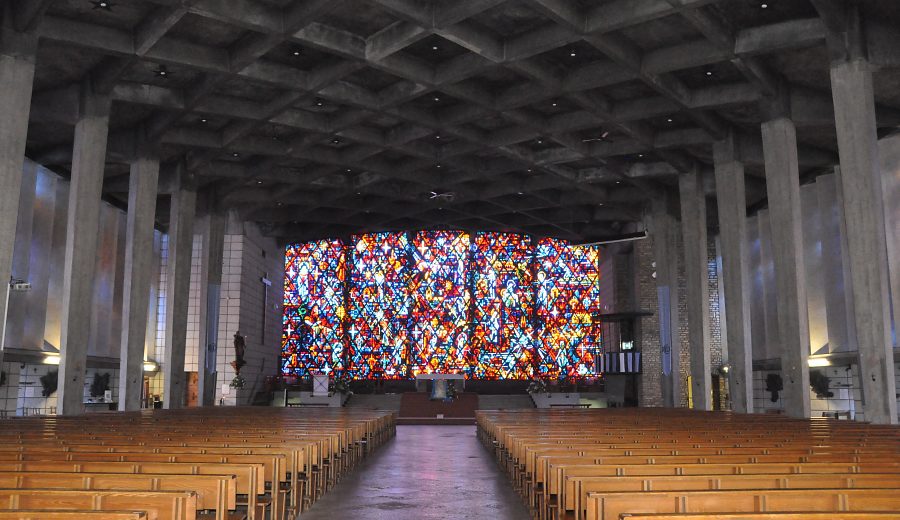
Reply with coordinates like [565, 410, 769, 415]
[343, 393, 402, 412]
[397, 392, 479, 424]
[478, 394, 536, 410]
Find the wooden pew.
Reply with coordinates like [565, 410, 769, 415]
[0, 489, 197, 520]
[571, 472, 900, 520]
[621, 514, 900, 520]
[0, 472, 235, 520]
[0, 511, 147, 520]
[585, 488, 900, 520]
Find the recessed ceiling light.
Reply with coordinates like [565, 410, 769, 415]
[356, 192, 361, 195]
[233, 152, 240, 157]
[760, 2, 768, 8]
[552, 102, 558, 107]
[517, 191, 523, 195]
[293, 49, 301, 56]
[526, 169, 532, 173]
[315, 99, 324, 106]
[598, 202, 604, 206]
[432, 45, 439, 51]
[256, 180, 262, 184]
[615, 181, 621, 184]
[435, 134, 441, 139]
[277, 202, 283, 206]
[154, 65, 169, 77]
[666, 118, 673, 123]
[346, 168, 352, 172]
[332, 138, 340, 144]
[433, 96, 440, 102]
[436, 164, 442, 168]
[569, 50, 576, 57]
[200, 118, 207, 123]
[705, 70, 713, 76]
[91, 0, 114, 10]
[638, 154, 644, 158]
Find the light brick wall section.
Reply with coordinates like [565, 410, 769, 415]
[627, 232, 723, 409]
[216, 222, 284, 406]
[635, 238, 663, 407]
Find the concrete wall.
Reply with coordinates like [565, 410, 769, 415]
[1, 158, 283, 411]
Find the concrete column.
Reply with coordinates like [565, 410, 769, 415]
[163, 183, 197, 409]
[830, 58, 897, 424]
[678, 168, 712, 410]
[879, 136, 900, 364]
[713, 134, 753, 413]
[647, 198, 681, 407]
[0, 24, 37, 368]
[760, 116, 810, 419]
[197, 208, 225, 407]
[118, 155, 160, 411]
[57, 83, 111, 415]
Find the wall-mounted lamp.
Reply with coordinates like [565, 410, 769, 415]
[808, 357, 832, 368]
[142, 360, 160, 373]
[42, 354, 60, 365]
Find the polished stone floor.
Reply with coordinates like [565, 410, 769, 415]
[300, 425, 531, 519]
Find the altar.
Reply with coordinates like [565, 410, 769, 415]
[415, 373, 466, 395]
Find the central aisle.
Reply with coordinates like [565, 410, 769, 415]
[300, 425, 530, 519]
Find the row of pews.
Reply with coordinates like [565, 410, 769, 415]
[0, 406, 396, 520]
[477, 408, 900, 520]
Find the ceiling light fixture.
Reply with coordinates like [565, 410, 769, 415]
[155, 64, 169, 78]
[293, 49, 301, 56]
[552, 102, 558, 107]
[436, 164, 442, 168]
[315, 99, 324, 107]
[666, 118, 673, 123]
[332, 138, 340, 144]
[435, 134, 441, 139]
[91, 0, 114, 10]
[706, 70, 713, 76]
[256, 180, 262, 184]
[346, 168, 352, 172]
[569, 50, 576, 57]
[433, 96, 440, 102]
[233, 152, 240, 157]
[200, 118, 207, 123]
[760, 2, 768, 8]
[432, 45, 439, 51]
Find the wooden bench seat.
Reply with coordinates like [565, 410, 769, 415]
[0, 511, 148, 520]
[621, 514, 900, 520]
[0, 489, 197, 520]
[585, 488, 900, 520]
[0, 471, 236, 520]
[569, 472, 900, 520]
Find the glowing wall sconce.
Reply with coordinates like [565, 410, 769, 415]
[142, 360, 160, 373]
[807, 357, 832, 368]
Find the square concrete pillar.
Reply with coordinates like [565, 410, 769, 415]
[678, 168, 712, 411]
[760, 116, 810, 419]
[0, 27, 36, 369]
[713, 134, 754, 413]
[830, 58, 897, 424]
[118, 155, 160, 411]
[57, 84, 111, 415]
[162, 183, 197, 409]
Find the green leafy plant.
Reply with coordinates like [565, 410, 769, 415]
[90, 372, 111, 398]
[40, 370, 58, 397]
[809, 369, 834, 398]
[229, 374, 246, 389]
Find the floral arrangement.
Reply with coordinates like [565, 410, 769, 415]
[331, 374, 353, 395]
[229, 374, 246, 389]
[527, 378, 549, 394]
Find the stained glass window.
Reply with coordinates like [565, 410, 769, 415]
[408, 230, 472, 375]
[534, 238, 602, 379]
[281, 239, 346, 377]
[282, 231, 603, 380]
[347, 232, 411, 379]
[471, 232, 536, 379]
